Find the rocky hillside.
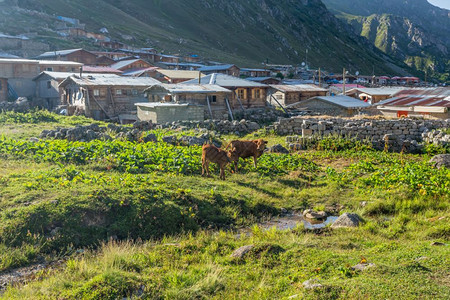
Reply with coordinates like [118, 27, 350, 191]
[323, 0, 450, 80]
[0, 0, 412, 74]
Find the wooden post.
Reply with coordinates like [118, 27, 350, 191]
[234, 90, 245, 112]
[206, 96, 213, 119]
[270, 93, 288, 114]
[343, 68, 346, 95]
[225, 96, 234, 121]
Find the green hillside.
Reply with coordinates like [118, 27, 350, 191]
[0, 0, 412, 74]
[323, 0, 450, 81]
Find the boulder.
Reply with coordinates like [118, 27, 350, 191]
[429, 154, 450, 169]
[302, 279, 323, 289]
[303, 209, 327, 220]
[143, 134, 157, 143]
[331, 213, 362, 228]
[351, 263, 375, 271]
[269, 144, 289, 154]
[230, 245, 254, 259]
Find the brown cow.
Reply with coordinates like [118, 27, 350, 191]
[201, 144, 231, 180]
[226, 139, 268, 172]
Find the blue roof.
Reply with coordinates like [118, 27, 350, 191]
[241, 68, 269, 72]
[198, 64, 236, 72]
[303, 96, 371, 109]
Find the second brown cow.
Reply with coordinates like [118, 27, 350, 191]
[202, 144, 231, 180]
[226, 139, 268, 172]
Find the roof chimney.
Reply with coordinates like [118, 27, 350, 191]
[79, 66, 83, 78]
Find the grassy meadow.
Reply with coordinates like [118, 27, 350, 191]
[0, 111, 448, 299]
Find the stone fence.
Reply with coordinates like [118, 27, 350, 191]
[269, 117, 449, 142]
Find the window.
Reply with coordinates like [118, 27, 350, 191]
[93, 89, 100, 96]
[47, 81, 52, 89]
[132, 89, 138, 95]
[255, 89, 261, 99]
[211, 95, 217, 103]
[46, 67, 53, 72]
[116, 89, 122, 95]
[237, 89, 246, 100]
[0, 80, 2, 91]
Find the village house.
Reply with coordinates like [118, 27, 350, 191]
[199, 64, 240, 77]
[291, 95, 371, 117]
[122, 67, 159, 78]
[143, 83, 232, 120]
[183, 55, 201, 63]
[154, 54, 180, 64]
[0, 77, 8, 102]
[91, 51, 130, 61]
[246, 77, 281, 85]
[158, 62, 205, 70]
[183, 73, 269, 110]
[32, 71, 76, 109]
[154, 70, 205, 84]
[36, 49, 98, 65]
[82, 66, 123, 75]
[240, 68, 271, 78]
[59, 74, 161, 120]
[95, 55, 116, 66]
[110, 58, 155, 72]
[376, 88, 450, 119]
[38, 60, 83, 73]
[268, 84, 328, 107]
[345, 87, 404, 104]
[0, 58, 40, 98]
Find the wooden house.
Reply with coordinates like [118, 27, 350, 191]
[36, 49, 98, 65]
[59, 74, 161, 120]
[247, 77, 281, 85]
[144, 83, 232, 119]
[183, 73, 268, 110]
[38, 60, 83, 73]
[345, 87, 404, 104]
[110, 59, 155, 72]
[241, 68, 271, 78]
[199, 64, 240, 77]
[268, 84, 328, 107]
[154, 54, 180, 64]
[33, 71, 76, 109]
[95, 55, 115, 66]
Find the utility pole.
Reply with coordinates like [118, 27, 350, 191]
[343, 68, 346, 95]
[319, 67, 321, 87]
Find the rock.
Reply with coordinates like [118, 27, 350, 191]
[415, 256, 429, 262]
[269, 144, 289, 154]
[280, 207, 288, 215]
[331, 213, 362, 228]
[50, 227, 61, 236]
[143, 134, 157, 143]
[351, 263, 375, 271]
[431, 242, 446, 246]
[230, 245, 254, 259]
[162, 136, 177, 145]
[303, 209, 327, 220]
[29, 137, 39, 143]
[429, 154, 450, 169]
[360, 201, 368, 208]
[302, 279, 323, 289]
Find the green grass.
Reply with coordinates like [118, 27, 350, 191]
[0, 111, 448, 299]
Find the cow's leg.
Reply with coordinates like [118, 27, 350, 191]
[220, 163, 226, 180]
[234, 159, 239, 173]
[253, 156, 258, 168]
[203, 160, 210, 177]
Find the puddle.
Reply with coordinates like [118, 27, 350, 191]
[258, 213, 338, 231]
[237, 213, 339, 237]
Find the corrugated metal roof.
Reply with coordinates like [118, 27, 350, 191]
[246, 77, 276, 81]
[296, 95, 371, 109]
[183, 73, 267, 88]
[34, 71, 111, 81]
[199, 64, 236, 72]
[393, 87, 450, 97]
[37, 60, 83, 66]
[270, 84, 327, 93]
[157, 70, 204, 79]
[135, 102, 194, 108]
[377, 95, 450, 108]
[241, 68, 268, 72]
[60, 74, 161, 87]
[37, 49, 84, 58]
[146, 83, 231, 94]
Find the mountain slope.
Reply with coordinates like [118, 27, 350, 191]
[0, 0, 411, 74]
[323, 0, 450, 80]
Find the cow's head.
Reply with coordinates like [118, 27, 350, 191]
[228, 147, 240, 161]
[255, 139, 268, 156]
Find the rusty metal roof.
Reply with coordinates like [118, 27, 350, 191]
[377, 95, 450, 108]
[393, 87, 450, 97]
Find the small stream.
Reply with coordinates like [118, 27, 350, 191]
[259, 213, 338, 230]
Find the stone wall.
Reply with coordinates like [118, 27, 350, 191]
[270, 117, 448, 140]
